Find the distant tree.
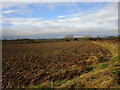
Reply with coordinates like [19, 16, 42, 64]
[96, 36, 101, 40]
[66, 39, 70, 41]
[64, 35, 74, 41]
[74, 38, 78, 41]
[83, 35, 92, 41]
[89, 38, 97, 41]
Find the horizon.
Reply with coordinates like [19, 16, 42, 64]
[1, 2, 118, 39]
[2, 35, 118, 40]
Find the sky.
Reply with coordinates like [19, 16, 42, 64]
[1, 2, 118, 39]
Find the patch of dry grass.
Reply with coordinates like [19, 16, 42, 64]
[93, 41, 118, 56]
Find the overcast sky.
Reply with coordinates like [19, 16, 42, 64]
[1, 2, 118, 39]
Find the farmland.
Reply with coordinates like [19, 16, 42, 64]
[2, 40, 120, 88]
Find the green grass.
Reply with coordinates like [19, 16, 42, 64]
[37, 86, 44, 88]
[101, 63, 109, 69]
[53, 80, 69, 86]
[112, 68, 120, 74]
[113, 56, 120, 62]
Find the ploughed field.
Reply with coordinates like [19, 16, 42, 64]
[2, 41, 119, 88]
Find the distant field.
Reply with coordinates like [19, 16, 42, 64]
[2, 40, 120, 88]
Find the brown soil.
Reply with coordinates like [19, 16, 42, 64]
[2, 41, 112, 88]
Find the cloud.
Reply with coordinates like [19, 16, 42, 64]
[2, 2, 118, 39]
[58, 16, 65, 18]
[1, 2, 28, 9]
[1, 2, 33, 17]
[2, 10, 17, 14]
[2, 18, 43, 25]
